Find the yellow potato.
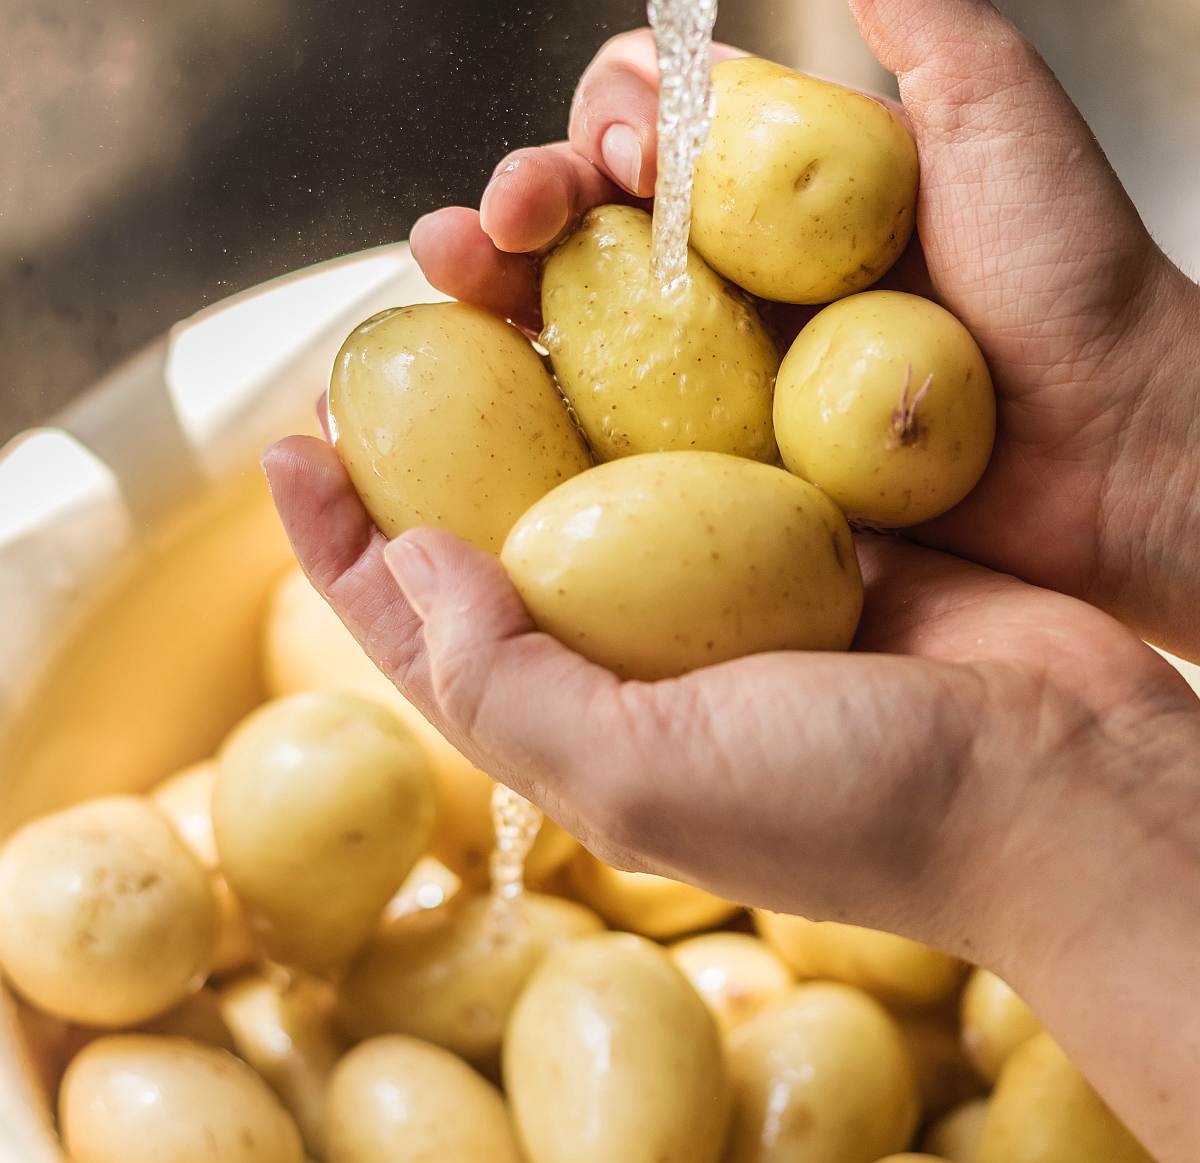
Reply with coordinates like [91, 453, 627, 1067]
[35, 988, 236, 1097]
[692, 57, 918, 304]
[894, 1006, 986, 1120]
[960, 967, 1042, 1084]
[60, 1035, 303, 1163]
[877, 1157, 949, 1162]
[505, 932, 730, 1163]
[669, 932, 794, 1033]
[922, 1098, 989, 1163]
[213, 692, 435, 973]
[977, 1033, 1153, 1163]
[0, 796, 215, 1026]
[325, 1035, 523, 1163]
[329, 300, 592, 551]
[567, 851, 737, 939]
[382, 854, 462, 919]
[151, 760, 258, 974]
[262, 564, 579, 890]
[339, 891, 604, 1068]
[502, 451, 863, 681]
[774, 291, 996, 527]
[726, 983, 919, 1163]
[218, 973, 345, 1157]
[541, 204, 779, 462]
[754, 911, 965, 1008]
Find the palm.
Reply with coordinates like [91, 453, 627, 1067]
[262, 436, 1185, 948]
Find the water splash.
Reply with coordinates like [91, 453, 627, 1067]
[648, 0, 720, 293]
[489, 783, 544, 902]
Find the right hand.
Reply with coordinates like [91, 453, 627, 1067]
[409, 0, 1200, 661]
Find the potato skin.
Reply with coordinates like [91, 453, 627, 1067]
[504, 932, 730, 1163]
[754, 911, 965, 1009]
[0, 796, 216, 1027]
[566, 851, 737, 940]
[262, 565, 579, 890]
[774, 291, 996, 527]
[725, 983, 920, 1163]
[959, 967, 1043, 1083]
[977, 1033, 1153, 1163]
[329, 301, 592, 552]
[213, 692, 436, 973]
[60, 1035, 304, 1163]
[541, 204, 779, 462]
[692, 58, 919, 304]
[338, 891, 604, 1069]
[325, 1035, 523, 1163]
[501, 451, 863, 681]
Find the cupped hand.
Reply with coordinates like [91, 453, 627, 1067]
[410, 0, 1200, 660]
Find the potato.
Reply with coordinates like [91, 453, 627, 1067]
[959, 967, 1042, 1083]
[218, 973, 345, 1157]
[977, 1033, 1153, 1163]
[921, 1098, 989, 1163]
[754, 911, 964, 1008]
[152, 761, 258, 974]
[60, 1035, 304, 1163]
[212, 692, 435, 973]
[692, 57, 918, 304]
[339, 891, 603, 1068]
[27, 988, 236, 1098]
[383, 854, 462, 918]
[505, 932, 730, 1163]
[502, 451, 862, 681]
[325, 1036, 522, 1163]
[894, 1006, 986, 1120]
[0, 796, 215, 1026]
[540, 204, 779, 462]
[669, 932, 793, 1034]
[263, 565, 579, 890]
[774, 291, 996, 527]
[329, 301, 592, 551]
[877, 1157, 949, 1162]
[567, 851, 737, 939]
[726, 983, 919, 1163]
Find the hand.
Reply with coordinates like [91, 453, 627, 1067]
[410, 0, 1200, 661]
[262, 433, 1200, 1161]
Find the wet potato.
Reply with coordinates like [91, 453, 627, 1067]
[329, 301, 592, 552]
[692, 57, 919, 304]
[213, 692, 436, 974]
[541, 204, 779, 462]
[0, 796, 216, 1027]
[502, 451, 863, 681]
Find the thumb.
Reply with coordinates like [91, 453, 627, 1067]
[382, 527, 624, 799]
[847, 0, 1151, 349]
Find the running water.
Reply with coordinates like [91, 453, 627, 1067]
[648, 0, 720, 292]
[489, 783, 544, 902]
[484, 2, 717, 902]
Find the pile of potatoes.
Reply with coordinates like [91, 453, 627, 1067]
[0, 564, 1152, 1162]
[330, 57, 997, 680]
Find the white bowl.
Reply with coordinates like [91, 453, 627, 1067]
[0, 243, 444, 1162]
[1, 245, 1197, 1162]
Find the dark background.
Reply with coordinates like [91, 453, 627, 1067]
[2, 0, 1197, 444]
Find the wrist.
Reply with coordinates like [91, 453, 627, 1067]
[985, 703, 1200, 1158]
[1096, 257, 1200, 659]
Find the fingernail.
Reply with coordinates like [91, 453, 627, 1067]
[385, 536, 439, 618]
[601, 123, 643, 195]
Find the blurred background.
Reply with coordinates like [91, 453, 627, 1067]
[2, 0, 1198, 444]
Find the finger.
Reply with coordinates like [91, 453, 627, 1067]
[847, 0, 1149, 322]
[479, 142, 630, 254]
[568, 28, 744, 197]
[261, 436, 429, 693]
[382, 527, 625, 782]
[409, 207, 541, 332]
